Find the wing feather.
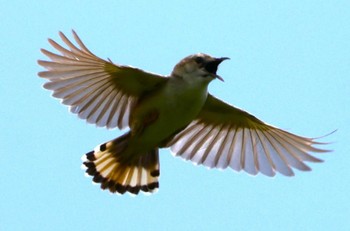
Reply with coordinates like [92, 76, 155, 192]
[168, 94, 331, 176]
[38, 30, 167, 129]
[213, 127, 230, 168]
[229, 129, 243, 172]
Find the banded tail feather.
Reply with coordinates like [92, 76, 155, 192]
[82, 133, 160, 195]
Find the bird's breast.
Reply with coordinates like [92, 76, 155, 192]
[129, 78, 209, 148]
[156, 78, 208, 126]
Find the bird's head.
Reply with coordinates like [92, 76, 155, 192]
[171, 53, 229, 83]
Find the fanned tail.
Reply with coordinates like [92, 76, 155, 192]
[82, 133, 160, 195]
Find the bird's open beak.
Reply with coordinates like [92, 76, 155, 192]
[214, 57, 229, 82]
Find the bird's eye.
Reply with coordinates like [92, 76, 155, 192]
[195, 56, 204, 64]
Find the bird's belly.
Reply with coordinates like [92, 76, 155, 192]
[129, 82, 208, 151]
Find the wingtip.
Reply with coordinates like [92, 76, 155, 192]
[312, 129, 337, 141]
[39, 48, 46, 54]
[37, 70, 49, 79]
[71, 29, 77, 36]
[47, 38, 56, 46]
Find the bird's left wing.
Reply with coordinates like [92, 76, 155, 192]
[167, 94, 330, 176]
[38, 30, 168, 129]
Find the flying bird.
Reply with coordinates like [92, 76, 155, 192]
[38, 31, 330, 195]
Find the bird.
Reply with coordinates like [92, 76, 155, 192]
[38, 30, 331, 195]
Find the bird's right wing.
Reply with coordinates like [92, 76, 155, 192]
[38, 30, 168, 129]
[167, 94, 331, 176]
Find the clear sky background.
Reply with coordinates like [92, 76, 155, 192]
[1, 1, 349, 231]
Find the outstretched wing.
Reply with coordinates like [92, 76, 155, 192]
[38, 30, 168, 129]
[167, 94, 331, 176]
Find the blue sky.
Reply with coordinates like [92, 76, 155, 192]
[1, 1, 349, 230]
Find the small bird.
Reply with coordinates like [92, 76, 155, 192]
[38, 31, 330, 195]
